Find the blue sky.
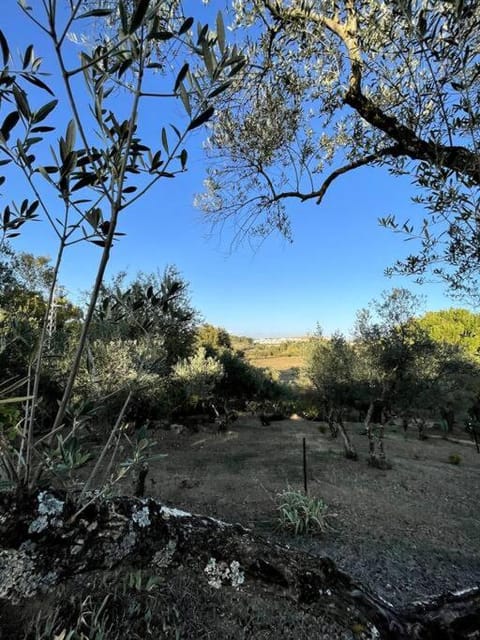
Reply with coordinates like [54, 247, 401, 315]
[1, 1, 468, 338]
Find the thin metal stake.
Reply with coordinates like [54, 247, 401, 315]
[303, 437, 308, 494]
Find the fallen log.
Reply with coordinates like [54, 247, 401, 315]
[0, 491, 478, 639]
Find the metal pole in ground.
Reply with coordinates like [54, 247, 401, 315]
[303, 437, 308, 494]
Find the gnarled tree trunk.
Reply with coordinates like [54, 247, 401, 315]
[0, 491, 478, 639]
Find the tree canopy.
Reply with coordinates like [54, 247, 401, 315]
[199, 0, 480, 297]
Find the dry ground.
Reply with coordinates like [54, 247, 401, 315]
[120, 415, 480, 607]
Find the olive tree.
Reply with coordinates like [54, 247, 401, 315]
[354, 288, 427, 466]
[305, 331, 358, 459]
[0, 0, 243, 490]
[198, 0, 480, 297]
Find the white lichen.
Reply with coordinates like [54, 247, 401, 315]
[204, 557, 245, 589]
[0, 550, 57, 601]
[28, 492, 64, 534]
[160, 506, 191, 519]
[132, 505, 151, 528]
[153, 539, 177, 569]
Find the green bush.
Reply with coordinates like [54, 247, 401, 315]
[276, 487, 329, 535]
[72, 337, 170, 424]
[448, 453, 462, 465]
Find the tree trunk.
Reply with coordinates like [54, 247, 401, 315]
[335, 411, 357, 460]
[0, 491, 478, 639]
[327, 407, 339, 438]
[365, 400, 392, 470]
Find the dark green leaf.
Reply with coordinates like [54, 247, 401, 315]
[24, 137, 42, 147]
[0, 31, 10, 66]
[129, 0, 150, 34]
[197, 24, 209, 46]
[66, 119, 76, 152]
[20, 72, 54, 95]
[26, 200, 39, 216]
[228, 60, 245, 77]
[150, 150, 162, 171]
[71, 174, 97, 192]
[216, 12, 226, 53]
[34, 99, 58, 123]
[178, 84, 191, 116]
[174, 63, 189, 92]
[208, 80, 232, 99]
[178, 17, 194, 35]
[1, 111, 19, 140]
[22, 45, 33, 70]
[31, 125, 55, 133]
[77, 9, 113, 19]
[187, 106, 214, 131]
[170, 125, 182, 140]
[148, 31, 173, 41]
[123, 185, 137, 193]
[13, 86, 30, 119]
[119, 1, 128, 33]
[161, 127, 169, 154]
[180, 148, 187, 170]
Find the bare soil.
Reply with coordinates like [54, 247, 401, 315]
[128, 415, 480, 607]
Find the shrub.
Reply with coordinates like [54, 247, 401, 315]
[173, 347, 224, 412]
[276, 488, 329, 535]
[72, 337, 170, 424]
[448, 453, 462, 465]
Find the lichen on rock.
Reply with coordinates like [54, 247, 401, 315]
[204, 557, 245, 589]
[28, 491, 64, 534]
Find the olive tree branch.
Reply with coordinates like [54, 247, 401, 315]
[263, 145, 404, 205]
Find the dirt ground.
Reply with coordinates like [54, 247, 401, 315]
[121, 415, 480, 607]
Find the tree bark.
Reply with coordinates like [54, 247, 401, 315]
[335, 411, 358, 460]
[0, 492, 478, 639]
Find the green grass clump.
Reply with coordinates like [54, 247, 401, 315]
[448, 453, 462, 465]
[276, 487, 328, 535]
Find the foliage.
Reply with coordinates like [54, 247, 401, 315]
[93, 267, 199, 367]
[172, 346, 224, 410]
[0, 0, 243, 490]
[197, 323, 232, 353]
[199, 0, 480, 298]
[73, 337, 170, 422]
[354, 289, 430, 411]
[305, 331, 357, 413]
[416, 309, 480, 362]
[214, 347, 287, 401]
[0, 247, 81, 378]
[276, 487, 329, 535]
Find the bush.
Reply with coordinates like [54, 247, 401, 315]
[215, 348, 287, 401]
[172, 347, 224, 413]
[448, 453, 462, 465]
[72, 337, 170, 424]
[276, 488, 329, 535]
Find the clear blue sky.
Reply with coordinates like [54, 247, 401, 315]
[1, 2, 467, 338]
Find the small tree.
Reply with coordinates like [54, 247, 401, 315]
[173, 347, 224, 414]
[354, 289, 426, 467]
[305, 331, 358, 460]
